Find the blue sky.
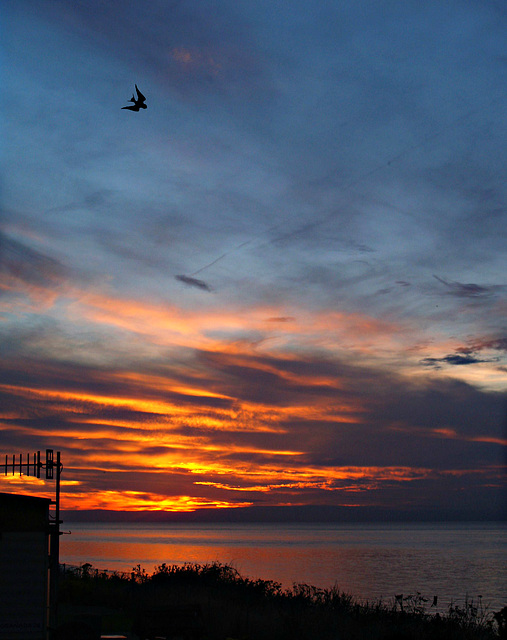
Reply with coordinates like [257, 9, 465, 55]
[1, 1, 505, 518]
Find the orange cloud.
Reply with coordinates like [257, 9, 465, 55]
[171, 47, 222, 76]
[2, 281, 504, 515]
[54, 489, 250, 512]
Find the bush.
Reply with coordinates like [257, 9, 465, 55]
[58, 562, 502, 640]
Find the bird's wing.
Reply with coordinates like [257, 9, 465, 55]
[129, 94, 136, 103]
[135, 85, 146, 103]
[122, 105, 139, 111]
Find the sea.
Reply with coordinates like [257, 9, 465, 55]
[60, 521, 506, 612]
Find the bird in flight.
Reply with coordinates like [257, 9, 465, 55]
[121, 85, 147, 111]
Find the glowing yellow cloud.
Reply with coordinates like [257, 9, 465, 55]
[58, 490, 250, 512]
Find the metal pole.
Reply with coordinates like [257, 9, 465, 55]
[48, 451, 61, 635]
[55, 450, 61, 553]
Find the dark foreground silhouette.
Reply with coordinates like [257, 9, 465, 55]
[122, 85, 147, 111]
[56, 561, 504, 640]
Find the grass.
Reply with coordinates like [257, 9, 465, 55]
[57, 561, 505, 640]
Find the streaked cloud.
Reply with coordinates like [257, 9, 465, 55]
[175, 274, 212, 291]
[433, 275, 504, 299]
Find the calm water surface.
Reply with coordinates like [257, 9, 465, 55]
[61, 521, 506, 610]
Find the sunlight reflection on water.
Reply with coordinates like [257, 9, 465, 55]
[60, 521, 506, 610]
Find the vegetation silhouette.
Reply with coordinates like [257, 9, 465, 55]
[57, 561, 503, 640]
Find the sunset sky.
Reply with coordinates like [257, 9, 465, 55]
[1, 0, 506, 520]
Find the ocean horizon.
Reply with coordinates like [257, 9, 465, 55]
[60, 520, 506, 612]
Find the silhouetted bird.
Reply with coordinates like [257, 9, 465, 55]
[122, 85, 147, 111]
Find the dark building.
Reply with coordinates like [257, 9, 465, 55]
[0, 492, 51, 640]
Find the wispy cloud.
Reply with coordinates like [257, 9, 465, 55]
[175, 274, 212, 292]
[421, 353, 498, 368]
[433, 274, 504, 299]
[0, 231, 68, 289]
